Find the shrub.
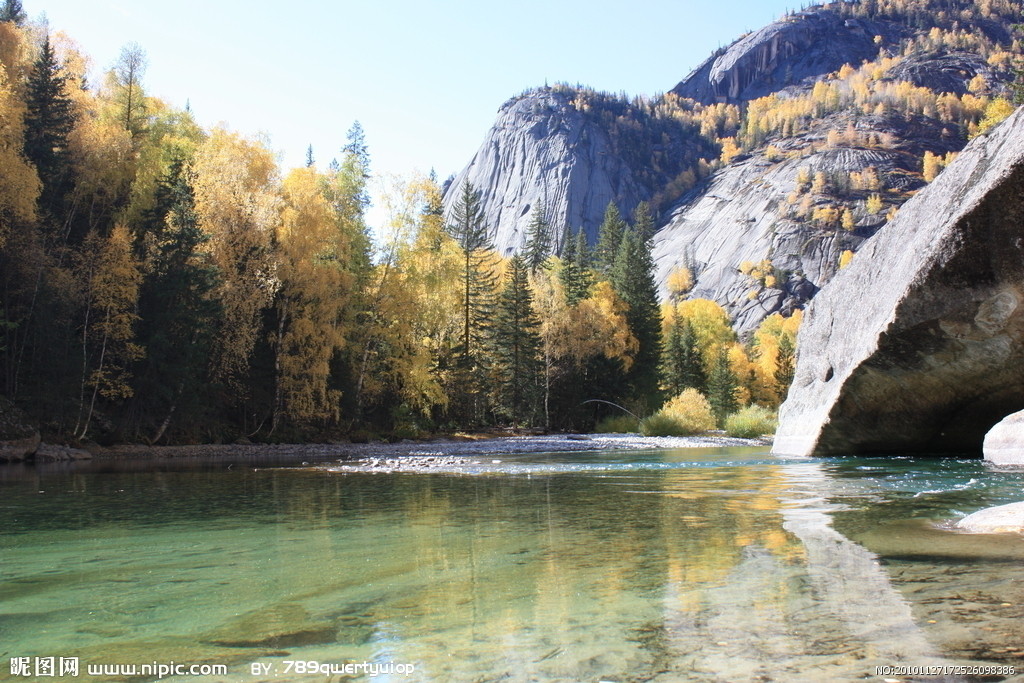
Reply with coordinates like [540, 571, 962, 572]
[659, 389, 716, 434]
[639, 412, 689, 436]
[725, 404, 778, 438]
[595, 414, 640, 433]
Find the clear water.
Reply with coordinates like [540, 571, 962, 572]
[2, 448, 1024, 682]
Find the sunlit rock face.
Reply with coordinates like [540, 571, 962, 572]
[983, 411, 1024, 466]
[671, 8, 897, 105]
[773, 107, 1024, 457]
[441, 88, 713, 257]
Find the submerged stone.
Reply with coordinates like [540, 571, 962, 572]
[203, 602, 336, 648]
[774, 107, 1024, 456]
[956, 502, 1024, 534]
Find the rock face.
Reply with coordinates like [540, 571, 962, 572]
[442, 88, 712, 255]
[773, 107, 1024, 456]
[443, 90, 644, 255]
[448, 2, 1019, 333]
[0, 395, 40, 462]
[982, 411, 1024, 465]
[651, 110, 958, 335]
[956, 502, 1024, 534]
[672, 9, 897, 104]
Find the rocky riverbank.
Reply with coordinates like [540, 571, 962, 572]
[76, 432, 766, 464]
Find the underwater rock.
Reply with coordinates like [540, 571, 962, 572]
[956, 502, 1024, 534]
[203, 603, 337, 648]
[983, 411, 1024, 465]
[774, 107, 1024, 456]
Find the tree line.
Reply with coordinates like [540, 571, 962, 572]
[0, 2, 797, 444]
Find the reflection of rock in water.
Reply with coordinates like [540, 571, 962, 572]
[650, 461, 969, 681]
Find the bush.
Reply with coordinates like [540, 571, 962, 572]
[724, 404, 778, 438]
[595, 414, 640, 433]
[659, 389, 716, 434]
[639, 412, 690, 436]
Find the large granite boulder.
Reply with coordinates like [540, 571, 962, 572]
[773, 106, 1024, 456]
[0, 395, 40, 462]
[982, 411, 1024, 465]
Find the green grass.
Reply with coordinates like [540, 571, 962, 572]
[594, 414, 640, 433]
[724, 404, 777, 438]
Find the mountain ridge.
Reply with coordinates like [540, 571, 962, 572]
[444, 0, 1022, 332]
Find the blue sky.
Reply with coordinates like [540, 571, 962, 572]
[33, 0, 802, 218]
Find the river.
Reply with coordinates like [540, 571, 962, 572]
[1, 447, 1023, 682]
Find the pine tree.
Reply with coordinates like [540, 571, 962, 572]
[0, 0, 26, 24]
[446, 180, 497, 423]
[662, 316, 706, 396]
[775, 334, 796, 400]
[632, 200, 655, 242]
[492, 254, 542, 425]
[595, 201, 627, 273]
[523, 203, 551, 272]
[23, 36, 76, 225]
[557, 226, 591, 307]
[305, 145, 315, 168]
[707, 348, 739, 428]
[134, 158, 222, 442]
[610, 229, 663, 409]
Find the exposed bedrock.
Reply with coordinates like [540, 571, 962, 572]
[773, 107, 1024, 456]
[672, 9, 898, 105]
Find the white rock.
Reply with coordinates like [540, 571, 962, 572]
[956, 502, 1024, 534]
[984, 411, 1024, 466]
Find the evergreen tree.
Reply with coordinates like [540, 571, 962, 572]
[610, 229, 663, 409]
[559, 227, 593, 306]
[775, 334, 796, 401]
[595, 201, 627, 273]
[574, 226, 591, 271]
[557, 221, 572, 256]
[0, 0, 26, 24]
[134, 158, 222, 442]
[446, 180, 497, 423]
[492, 254, 542, 425]
[632, 200, 655, 242]
[23, 36, 76, 225]
[523, 203, 551, 272]
[707, 348, 739, 427]
[305, 145, 315, 167]
[662, 316, 706, 396]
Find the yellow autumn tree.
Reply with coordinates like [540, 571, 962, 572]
[922, 151, 942, 182]
[192, 128, 280, 388]
[0, 63, 40, 246]
[670, 298, 736, 372]
[666, 265, 694, 301]
[272, 167, 351, 427]
[78, 225, 143, 437]
[751, 311, 803, 407]
[354, 172, 449, 419]
[972, 97, 1015, 138]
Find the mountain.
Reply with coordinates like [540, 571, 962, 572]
[443, 0, 1022, 333]
[441, 87, 717, 255]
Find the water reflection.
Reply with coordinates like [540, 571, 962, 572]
[1, 450, 1022, 682]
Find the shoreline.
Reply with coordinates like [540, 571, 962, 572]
[81, 432, 770, 462]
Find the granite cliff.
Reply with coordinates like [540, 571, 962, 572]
[445, 0, 1021, 333]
